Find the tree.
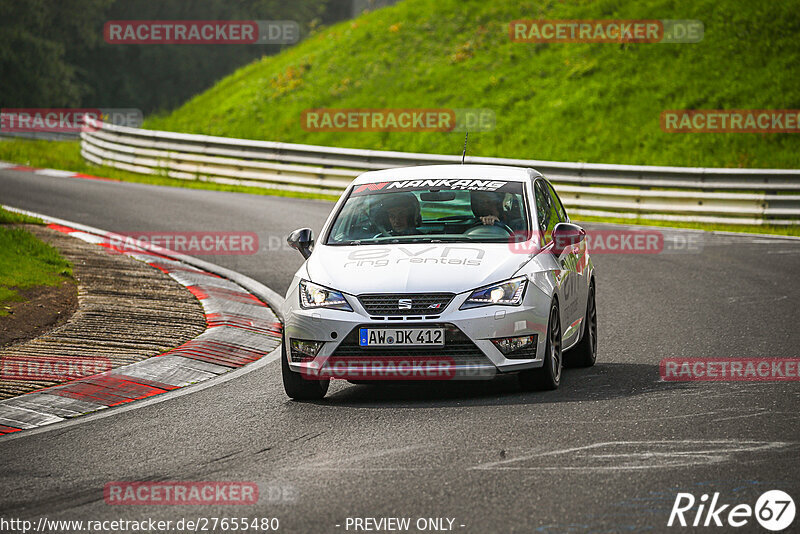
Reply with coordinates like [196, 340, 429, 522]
[0, 0, 351, 114]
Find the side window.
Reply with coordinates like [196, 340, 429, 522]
[545, 182, 568, 223]
[330, 198, 373, 241]
[533, 180, 554, 244]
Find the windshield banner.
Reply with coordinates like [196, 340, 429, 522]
[351, 179, 522, 196]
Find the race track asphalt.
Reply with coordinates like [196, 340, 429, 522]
[1, 169, 798, 533]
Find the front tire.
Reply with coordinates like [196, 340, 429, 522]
[519, 301, 562, 391]
[281, 335, 329, 400]
[565, 282, 597, 368]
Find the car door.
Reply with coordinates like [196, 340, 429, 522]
[534, 179, 583, 347]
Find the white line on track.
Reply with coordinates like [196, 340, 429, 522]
[470, 440, 797, 472]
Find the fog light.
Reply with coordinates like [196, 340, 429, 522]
[491, 334, 537, 358]
[290, 339, 324, 362]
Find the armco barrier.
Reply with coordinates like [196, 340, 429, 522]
[80, 118, 800, 225]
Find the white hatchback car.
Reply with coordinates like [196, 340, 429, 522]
[281, 165, 596, 399]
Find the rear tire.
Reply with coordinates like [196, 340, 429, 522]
[281, 335, 329, 400]
[565, 282, 597, 368]
[519, 301, 562, 391]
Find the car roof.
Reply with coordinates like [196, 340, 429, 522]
[351, 164, 542, 185]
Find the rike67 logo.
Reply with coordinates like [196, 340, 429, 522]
[669, 490, 795, 531]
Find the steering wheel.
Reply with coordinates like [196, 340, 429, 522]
[463, 219, 513, 237]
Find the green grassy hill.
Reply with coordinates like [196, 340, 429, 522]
[146, 0, 800, 168]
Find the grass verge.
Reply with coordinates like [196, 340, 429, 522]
[146, 0, 800, 169]
[0, 207, 74, 317]
[0, 206, 42, 225]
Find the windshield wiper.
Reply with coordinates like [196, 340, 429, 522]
[333, 235, 497, 245]
[428, 236, 475, 242]
[380, 236, 474, 243]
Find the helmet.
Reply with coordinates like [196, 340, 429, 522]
[378, 193, 422, 226]
[470, 191, 504, 218]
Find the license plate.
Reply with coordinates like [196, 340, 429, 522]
[359, 328, 444, 347]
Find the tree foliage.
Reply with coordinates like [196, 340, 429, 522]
[0, 0, 347, 112]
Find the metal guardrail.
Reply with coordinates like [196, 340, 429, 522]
[80, 118, 800, 225]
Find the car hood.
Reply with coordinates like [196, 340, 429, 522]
[305, 243, 532, 295]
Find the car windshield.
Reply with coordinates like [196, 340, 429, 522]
[326, 179, 529, 244]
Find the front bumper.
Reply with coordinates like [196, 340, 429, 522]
[282, 282, 552, 380]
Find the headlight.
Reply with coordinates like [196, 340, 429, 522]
[460, 276, 527, 309]
[299, 280, 352, 311]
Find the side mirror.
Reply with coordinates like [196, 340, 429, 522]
[287, 228, 314, 259]
[552, 222, 585, 256]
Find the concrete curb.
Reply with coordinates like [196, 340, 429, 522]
[1, 196, 285, 317]
[0, 206, 285, 438]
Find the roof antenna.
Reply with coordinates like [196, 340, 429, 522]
[461, 132, 469, 164]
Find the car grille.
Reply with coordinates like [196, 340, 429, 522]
[357, 293, 454, 315]
[329, 323, 493, 374]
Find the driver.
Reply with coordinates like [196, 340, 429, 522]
[471, 191, 505, 226]
[470, 191, 524, 231]
[379, 193, 421, 236]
